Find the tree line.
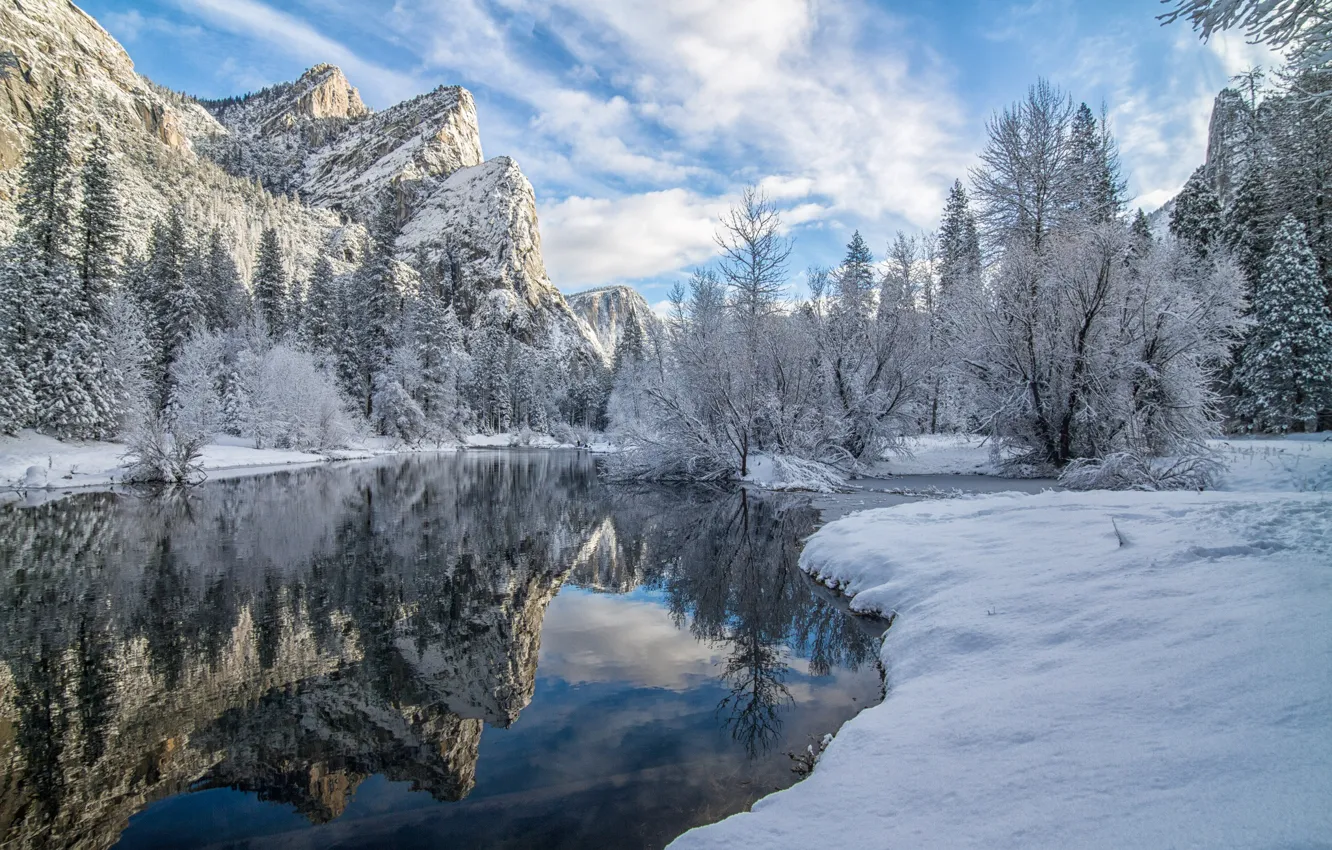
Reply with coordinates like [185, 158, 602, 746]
[607, 74, 1331, 489]
[0, 84, 614, 460]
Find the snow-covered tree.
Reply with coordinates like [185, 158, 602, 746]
[199, 228, 246, 332]
[144, 207, 203, 409]
[937, 180, 982, 298]
[1235, 216, 1332, 429]
[1170, 166, 1223, 259]
[971, 79, 1077, 252]
[1161, 1, 1332, 77]
[76, 129, 121, 308]
[252, 228, 287, 337]
[303, 255, 340, 358]
[1068, 103, 1125, 225]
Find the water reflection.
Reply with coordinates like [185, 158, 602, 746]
[0, 452, 881, 850]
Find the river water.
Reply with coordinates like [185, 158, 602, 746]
[0, 451, 886, 850]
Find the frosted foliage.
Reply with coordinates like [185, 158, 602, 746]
[952, 225, 1245, 475]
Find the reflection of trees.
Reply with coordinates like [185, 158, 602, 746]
[0, 452, 608, 850]
[595, 487, 880, 757]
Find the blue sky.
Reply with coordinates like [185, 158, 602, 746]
[82, 0, 1277, 303]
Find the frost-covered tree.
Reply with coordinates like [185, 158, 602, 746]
[144, 207, 203, 409]
[955, 223, 1244, 478]
[937, 180, 982, 298]
[303, 255, 340, 358]
[342, 194, 401, 421]
[1222, 168, 1274, 296]
[76, 129, 120, 308]
[101, 291, 153, 434]
[971, 79, 1077, 252]
[252, 228, 287, 337]
[1068, 103, 1125, 225]
[1161, 1, 1332, 77]
[412, 286, 463, 435]
[1170, 166, 1223, 259]
[1235, 216, 1332, 429]
[199, 229, 246, 332]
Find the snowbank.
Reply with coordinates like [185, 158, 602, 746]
[868, 433, 1332, 491]
[0, 429, 618, 492]
[671, 488, 1332, 848]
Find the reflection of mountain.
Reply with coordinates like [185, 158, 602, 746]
[0, 454, 880, 850]
[0, 453, 602, 850]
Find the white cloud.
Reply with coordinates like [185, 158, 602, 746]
[174, 0, 421, 104]
[540, 189, 729, 287]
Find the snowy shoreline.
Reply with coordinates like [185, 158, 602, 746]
[671, 435, 1332, 849]
[0, 430, 612, 496]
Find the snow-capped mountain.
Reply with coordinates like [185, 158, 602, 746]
[0, 0, 601, 363]
[566, 285, 664, 360]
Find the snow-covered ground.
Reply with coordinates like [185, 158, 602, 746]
[672, 438, 1332, 849]
[0, 430, 613, 492]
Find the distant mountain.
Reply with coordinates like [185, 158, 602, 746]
[566, 285, 664, 361]
[0, 0, 600, 362]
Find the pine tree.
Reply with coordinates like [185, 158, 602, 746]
[303, 255, 340, 357]
[937, 180, 982, 297]
[76, 129, 121, 309]
[1170, 166, 1223, 258]
[252, 228, 287, 337]
[1222, 169, 1274, 296]
[0, 247, 37, 432]
[145, 207, 203, 409]
[348, 194, 403, 421]
[612, 310, 645, 376]
[16, 82, 75, 278]
[835, 231, 876, 315]
[1236, 216, 1332, 429]
[413, 286, 461, 428]
[200, 229, 246, 332]
[1068, 103, 1124, 224]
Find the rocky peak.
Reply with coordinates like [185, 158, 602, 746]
[298, 83, 483, 221]
[1203, 87, 1258, 207]
[202, 63, 368, 137]
[567, 285, 663, 363]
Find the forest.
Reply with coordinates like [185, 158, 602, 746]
[1, 64, 1329, 489]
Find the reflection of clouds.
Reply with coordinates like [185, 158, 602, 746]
[537, 590, 723, 690]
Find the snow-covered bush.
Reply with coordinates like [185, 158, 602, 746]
[1058, 451, 1225, 491]
[253, 344, 355, 450]
[122, 416, 208, 484]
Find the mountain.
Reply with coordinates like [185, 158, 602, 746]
[566, 285, 664, 360]
[0, 0, 601, 363]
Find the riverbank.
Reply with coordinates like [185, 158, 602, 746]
[672, 436, 1332, 849]
[0, 429, 611, 492]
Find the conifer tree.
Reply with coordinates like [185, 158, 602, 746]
[145, 207, 203, 409]
[1170, 166, 1223, 258]
[1236, 216, 1332, 429]
[836, 231, 876, 315]
[1222, 169, 1274, 296]
[612, 310, 646, 376]
[1068, 103, 1124, 224]
[16, 82, 75, 277]
[76, 129, 121, 308]
[200, 229, 246, 332]
[252, 228, 287, 336]
[937, 180, 982, 297]
[413, 285, 461, 429]
[303, 255, 340, 357]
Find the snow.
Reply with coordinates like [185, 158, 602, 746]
[741, 453, 846, 493]
[0, 429, 617, 493]
[870, 433, 1002, 476]
[671, 439, 1332, 849]
[0, 430, 358, 490]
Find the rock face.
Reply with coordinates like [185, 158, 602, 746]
[567, 285, 664, 363]
[1203, 87, 1257, 207]
[0, 0, 600, 360]
[0, 0, 339, 281]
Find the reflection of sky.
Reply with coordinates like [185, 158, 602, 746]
[116, 584, 880, 850]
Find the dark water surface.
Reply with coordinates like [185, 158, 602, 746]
[0, 451, 884, 850]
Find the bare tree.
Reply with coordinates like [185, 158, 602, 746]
[971, 79, 1078, 253]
